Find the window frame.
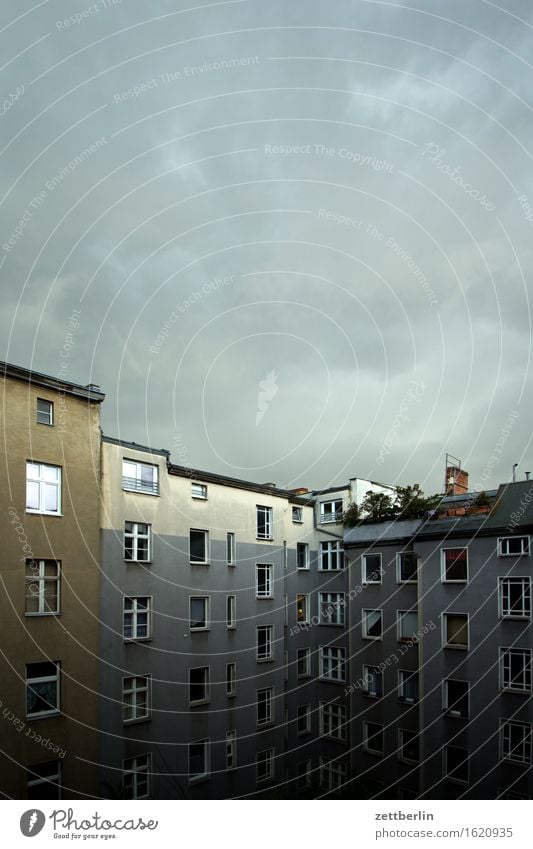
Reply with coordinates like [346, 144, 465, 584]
[191, 482, 207, 500]
[441, 547, 468, 583]
[226, 532, 236, 566]
[124, 521, 151, 563]
[443, 678, 470, 719]
[297, 759, 312, 790]
[398, 729, 419, 764]
[320, 701, 346, 741]
[122, 753, 151, 799]
[123, 596, 152, 641]
[226, 595, 236, 629]
[24, 559, 60, 616]
[36, 398, 53, 426]
[320, 499, 343, 524]
[363, 721, 384, 756]
[362, 608, 383, 641]
[256, 686, 274, 728]
[398, 669, 418, 704]
[444, 745, 469, 785]
[256, 505, 273, 540]
[292, 506, 303, 524]
[500, 647, 533, 694]
[189, 596, 210, 631]
[498, 536, 530, 557]
[256, 563, 273, 599]
[319, 540, 344, 571]
[442, 611, 469, 650]
[319, 591, 345, 626]
[122, 459, 159, 496]
[189, 666, 210, 706]
[296, 704, 312, 736]
[226, 662, 236, 698]
[296, 542, 310, 570]
[256, 748, 275, 783]
[26, 461, 62, 516]
[397, 610, 419, 643]
[26, 661, 61, 719]
[226, 730, 237, 771]
[498, 576, 532, 620]
[256, 624, 274, 661]
[396, 551, 418, 584]
[319, 646, 346, 683]
[363, 665, 383, 699]
[500, 720, 533, 766]
[188, 739, 210, 784]
[319, 757, 346, 790]
[122, 674, 151, 724]
[362, 553, 383, 584]
[297, 647, 311, 679]
[296, 593, 310, 625]
[189, 528, 209, 565]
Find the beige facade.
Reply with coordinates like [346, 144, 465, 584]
[0, 362, 104, 799]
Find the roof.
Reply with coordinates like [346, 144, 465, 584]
[102, 435, 170, 458]
[0, 360, 105, 402]
[169, 463, 307, 501]
[344, 520, 423, 545]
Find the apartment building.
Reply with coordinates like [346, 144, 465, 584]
[344, 479, 533, 800]
[0, 361, 104, 799]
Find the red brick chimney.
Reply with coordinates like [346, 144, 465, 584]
[445, 465, 469, 496]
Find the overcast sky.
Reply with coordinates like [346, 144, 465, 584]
[2, 0, 532, 494]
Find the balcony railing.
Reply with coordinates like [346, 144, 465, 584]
[122, 476, 159, 495]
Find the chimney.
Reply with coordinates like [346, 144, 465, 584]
[445, 465, 469, 496]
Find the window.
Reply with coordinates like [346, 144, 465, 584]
[292, 506, 303, 523]
[319, 592, 345, 626]
[256, 625, 274, 661]
[256, 563, 273, 598]
[443, 612, 469, 649]
[362, 609, 383, 640]
[363, 666, 383, 698]
[319, 757, 346, 790]
[123, 754, 151, 798]
[500, 648, 532, 693]
[397, 552, 418, 583]
[320, 701, 346, 740]
[443, 679, 469, 718]
[297, 593, 310, 624]
[189, 597, 209, 631]
[297, 647, 311, 678]
[444, 746, 469, 784]
[124, 522, 151, 562]
[320, 541, 344, 571]
[27, 761, 61, 799]
[123, 675, 151, 722]
[26, 662, 60, 718]
[498, 536, 530, 557]
[256, 505, 273, 540]
[36, 398, 53, 425]
[398, 670, 418, 703]
[189, 739, 210, 782]
[226, 731, 237, 770]
[501, 721, 532, 765]
[296, 542, 309, 569]
[226, 532, 235, 565]
[190, 529, 208, 564]
[297, 704, 311, 735]
[123, 596, 151, 640]
[362, 553, 382, 583]
[499, 577, 531, 619]
[26, 462, 61, 515]
[398, 729, 419, 763]
[226, 595, 236, 629]
[122, 460, 158, 495]
[363, 721, 384, 756]
[320, 646, 346, 682]
[297, 760, 312, 790]
[442, 548, 468, 582]
[191, 482, 207, 499]
[226, 662, 236, 697]
[25, 559, 60, 615]
[189, 667, 209, 704]
[320, 500, 343, 523]
[397, 610, 418, 642]
[256, 748, 274, 783]
[256, 687, 274, 727]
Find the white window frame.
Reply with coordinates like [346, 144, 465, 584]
[398, 669, 418, 704]
[500, 647, 533, 693]
[226, 532, 236, 566]
[396, 551, 418, 583]
[296, 542, 310, 570]
[442, 612, 469, 650]
[297, 759, 312, 790]
[362, 608, 383, 640]
[191, 482, 207, 500]
[122, 459, 159, 495]
[256, 625, 274, 661]
[363, 721, 384, 756]
[441, 547, 468, 583]
[319, 592, 345, 626]
[398, 729, 419, 764]
[226, 730, 237, 771]
[319, 757, 346, 790]
[256, 748, 274, 783]
[362, 553, 382, 584]
[188, 739, 210, 783]
[319, 540, 344, 571]
[189, 666, 210, 705]
[123, 596, 152, 641]
[256, 505, 273, 540]
[292, 506, 303, 523]
[443, 678, 469, 719]
[256, 686, 274, 727]
[444, 745, 469, 785]
[500, 720, 533, 766]
[226, 662, 236, 697]
[320, 701, 346, 741]
[319, 646, 346, 683]
[124, 521, 151, 562]
[189, 596, 210, 631]
[397, 610, 418, 642]
[297, 647, 311, 679]
[320, 499, 343, 524]
[26, 462, 61, 515]
[36, 398, 53, 425]
[189, 529, 209, 565]
[226, 595, 236, 629]
[27, 760, 61, 799]
[256, 563, 273, 598]
[122, 753, 151, 799]
[498, 536, 530, 557]
[498, 577, 532, 619]
[296, 593, 310, 624]
[297, 704, 312, 736]
[25, 559, 60, 615]
[26, 661, 60, 719]
[363, 665, 383, 699]
[122, 674, 151, 723]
